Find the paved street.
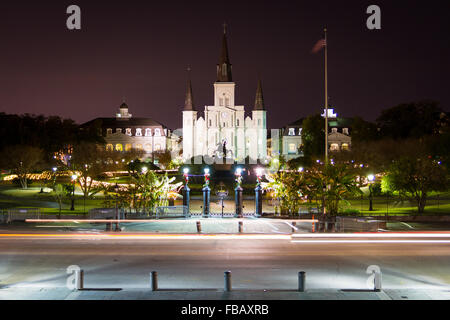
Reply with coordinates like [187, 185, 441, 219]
[1, 229, 450, 299]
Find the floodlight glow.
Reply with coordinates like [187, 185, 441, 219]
[255, 167, 263, 177]
[183, 168, 189, 174]
[142, 166, 148, 173]
[52, 167, 57, 172]
[299, 167, 304, 172]
[235, 168, 242, 175]
[368, 174, 375, 182]
[71, 174, 77, 180]
[204, 168, 210, 175]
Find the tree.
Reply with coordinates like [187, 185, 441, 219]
[384, 157, 449, 213]
[300, 114, 325, 161]
[377, 101, 443, 140]
[0, 145, 44, 189]
[132, 171, 182, 214]
[306, 163, 362, 216]
[350, 117, 379, 143]
[263, 171, 308, 215]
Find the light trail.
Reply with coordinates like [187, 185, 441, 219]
[25, 219, 320, 223]
[291, 240, 450, 244]
[292, 233, 450, 238]
[0, 233, 291, 240]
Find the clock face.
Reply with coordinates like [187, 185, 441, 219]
[221, 112, 228, 119]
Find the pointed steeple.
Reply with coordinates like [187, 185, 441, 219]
[216, 23, 233, 82]
[254, 79, 265, 111]
[184, 68, 195, 111]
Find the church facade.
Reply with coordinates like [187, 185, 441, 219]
[182, 30, 267, 163]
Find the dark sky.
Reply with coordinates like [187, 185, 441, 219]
[0, 0, 449, 130]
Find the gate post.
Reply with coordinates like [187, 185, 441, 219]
[235, 186, 243, 218]
[183, 184, 190, 216]
[255, 184, 262, 217]
[202, 186, 210, 218]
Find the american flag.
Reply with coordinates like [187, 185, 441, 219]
[311, 39, 326, 53]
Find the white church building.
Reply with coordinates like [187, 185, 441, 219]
[182, 29, 267, 163]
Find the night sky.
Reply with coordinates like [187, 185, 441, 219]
[0, 0, 449, 130]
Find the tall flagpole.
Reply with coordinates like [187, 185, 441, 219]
[324, 27, 329, 165]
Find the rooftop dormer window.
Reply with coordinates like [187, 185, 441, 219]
[106, 128, 112, 135]
[288, 128, 295, 136]
[154, 128, 161, 136]
[332, 128, 338, 133]
[343, 128, 349, 135]
[136, 128, 142, 137]
[126, 128, 132, 136]
[116, 128, 122, 134]
[145, 128, 151, 136]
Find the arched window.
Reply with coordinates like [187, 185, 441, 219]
[106, 128, 112, 135]
[106, 144, 113, 151]
[237, 119, 240, 126]
[135, 128, 142, 136]
[155, 144, 161, 151]
[125, 144, 132, 151]
[330, 144, 340, 151]
[116, 128, 122, 134]
[126, 128, 132, 136]
[222, 63, 227, 76]
[145, 128, 151, 136]
[115, 144, 123, 152]
[154, 128, 161, 136]
[342, 143, 349, 151]
[134, 143, 143, 150]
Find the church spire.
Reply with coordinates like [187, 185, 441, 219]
[254, 79, 265, 111]
[184, 67, 195, 111]
[216, 23, 233, 82]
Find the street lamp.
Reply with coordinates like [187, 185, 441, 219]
[368, 174, 375, 211]
[70, 174, 77, 211]
[114, 183, 120, 231]
[142, 166, 148, 174]
[183, 167, 190, 185]
[255, 168, 264, 217]
[182, 168, 190, 215]
[298, 167, 304, 173]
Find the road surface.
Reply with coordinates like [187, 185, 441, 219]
[1, 230, 450, 293]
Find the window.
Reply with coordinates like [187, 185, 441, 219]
[343, 128, 349, 135]
[145, 128, 151, 136]
[134, 143, 143, 150]
[115, 144, 123, 152]
[288, 128, 295, 136]
[126, 128, 132, 136]
[237, 119, 240, 126]
[342, 143, 349, 151]
[136, 128, 142, 136]
[154, 128, 161, 136]
[225, 97, 229, 106]
[144, 143, 152, 152]
[106, 128, 112, 135]
[106, 144, 113, 151]
[155, 144, 161, 151]
[330, 144, 339, 151]
[125, 144, 132, 151]
[222, 63, 227, 76]
[288, 143, 297, 154]
[116, 128, 122, 134]
[219, 98, 224, 106]
[258, 119, 261, 126]
[299, 128, 302, 135]
[332, 128, 338, 133]
[209, 119, 212, 127]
